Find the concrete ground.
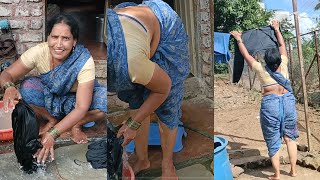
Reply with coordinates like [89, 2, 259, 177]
[0, 144, 213, 180]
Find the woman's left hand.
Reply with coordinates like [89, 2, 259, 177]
[117, 124, 137, 147]
[35, 132, 55, 164]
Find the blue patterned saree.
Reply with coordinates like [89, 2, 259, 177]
[20, 44, 106, 120]
[107, 0, 190, 128]
[260, 66, 298, 157]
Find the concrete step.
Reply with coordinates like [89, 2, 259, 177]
[230, 155, 271, 169]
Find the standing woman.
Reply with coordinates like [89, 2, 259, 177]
[107, 0, 189, 179]
[230, 20, 299, 180]
[0, 14, 106, 164]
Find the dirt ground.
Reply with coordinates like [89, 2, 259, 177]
[214, 74, 320, 155]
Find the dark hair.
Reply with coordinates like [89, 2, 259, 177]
[46, 14, 79, 40]
[264, 48, 281, 72]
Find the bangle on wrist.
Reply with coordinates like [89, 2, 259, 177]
[2, 81, 15, 91]
[48, 127, 60, 140]
[125, 117, 141, 130]
[237, 39, 243, 44]
[275, 29, 280, 33]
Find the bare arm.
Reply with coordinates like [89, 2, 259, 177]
[271, 20, 287, 56]
[117, 63, 171, 146]
[230, 31, 257, 69]
[132, 63, 171, 123]
[0, 59, 32, 110]
[36, 80, 94, 163]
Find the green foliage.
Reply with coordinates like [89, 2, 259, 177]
[214, 64, 229, 74]
[214, 0, 273, 32]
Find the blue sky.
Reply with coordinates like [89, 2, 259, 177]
[263, 0, 319, 34]
[264, 0, 318, 17]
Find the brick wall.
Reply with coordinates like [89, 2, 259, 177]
[0, 0, 45, 55]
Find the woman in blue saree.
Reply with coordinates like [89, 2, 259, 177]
[231, 20, 298, 180]
[107, 0, 189, 179]
[0, 14, 106, 164]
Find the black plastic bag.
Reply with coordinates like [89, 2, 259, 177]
[12, 99, 42, 174]
[106, 122, 124, 180]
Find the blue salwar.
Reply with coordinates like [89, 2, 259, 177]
[260, 66, 298, 157]
[20, 44, 107, 120]
[107, 0, 189, 128]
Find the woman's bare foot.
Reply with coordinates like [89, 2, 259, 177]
[132, 159, 150, 175]
[290, 170, 297, 177]
[268, 174, 280, 180]
[71, 126, 88, 144]
[161, 162, 178, 180]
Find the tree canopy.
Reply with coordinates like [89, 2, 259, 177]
[214, 0, 273, 32]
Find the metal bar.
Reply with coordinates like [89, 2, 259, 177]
[288, 29, 320, 40]
[314, 31, 320, 90]
[296, 54, 316, 95]
[292, 0, 311, 151]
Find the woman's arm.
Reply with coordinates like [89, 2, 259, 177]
[0, 59, 32, 110]
[132, 63, 171, 122]
[230, 31, 257, 69]
[117, 63, 171, 146]
[36, 80, 94, 163]
[271, 20, 287, 57]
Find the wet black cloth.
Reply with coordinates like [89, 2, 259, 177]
[233, 26, 279, 83]
[107, 123, 124, 180]
[12, 99, 42, 174]
[86, 139, 108, 169]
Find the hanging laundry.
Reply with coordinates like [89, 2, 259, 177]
[214, 32, 231, 64]
[232, 26, 279, 83]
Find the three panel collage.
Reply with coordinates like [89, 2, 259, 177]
[0, 0, 319, 179]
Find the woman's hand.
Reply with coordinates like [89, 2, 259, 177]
[230, 31, 242, 41]
[3, 86, 21, 112]
[35, 132, 55, 164]
[271, 20, 280, 31]
[116, 124, 137, 147]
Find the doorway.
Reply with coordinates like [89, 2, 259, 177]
[46, 0, 107, 60]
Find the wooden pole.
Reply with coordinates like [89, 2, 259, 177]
[314, 31, 320, 90]
[292, 0, 311, 151]
[288, 39, 294, 89]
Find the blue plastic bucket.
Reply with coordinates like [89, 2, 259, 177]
[83, 121, 95, 128]
[214, 136, 233, 180]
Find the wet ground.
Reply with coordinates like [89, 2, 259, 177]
[0, 101, 214, 179]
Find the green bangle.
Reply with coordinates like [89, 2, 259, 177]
[126, 117, 141, 130]
[48, 127, 60, 140]
[2, 81, 15, 91]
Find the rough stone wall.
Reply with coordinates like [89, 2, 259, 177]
[197, 0, 213, 98]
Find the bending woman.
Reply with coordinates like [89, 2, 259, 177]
[107, 0, 189, 179]
[231, 20, 299, 180]
[0, 14, 106, 164]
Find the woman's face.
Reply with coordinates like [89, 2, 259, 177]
[47, 22, 77, 62]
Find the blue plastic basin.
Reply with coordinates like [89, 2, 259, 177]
[214, 136, 233, 180]
[126, 122, 187, 153]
